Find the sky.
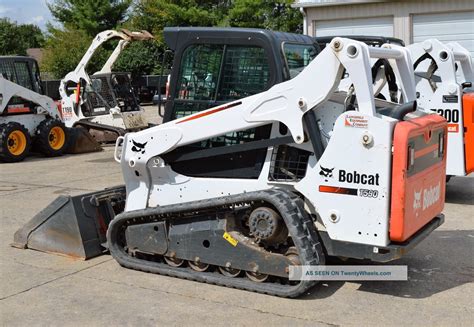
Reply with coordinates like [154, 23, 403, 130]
[0, 0, 54, 30]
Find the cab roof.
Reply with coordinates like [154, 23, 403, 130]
[164, 27, 317, 51]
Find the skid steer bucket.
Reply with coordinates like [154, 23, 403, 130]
[121, 29, 154, 41]
[66, 127, 103, 154]
[12, 186, 126, 259]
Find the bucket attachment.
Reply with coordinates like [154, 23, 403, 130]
[66, 127, 103, 154]
[12, 186, 126, 259]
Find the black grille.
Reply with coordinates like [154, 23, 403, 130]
[0, 60, 16, 82]
[177, 44, 222, 102]
[88, 76, 116, 109]
[269, 145, 311, 182]
[217, 46, 270, 101]
[42, 80, 61, 100]
[173, 101, 210, 119]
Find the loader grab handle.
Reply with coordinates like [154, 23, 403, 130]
[368, 46, 404, 59]
[114, 136, 124, 163]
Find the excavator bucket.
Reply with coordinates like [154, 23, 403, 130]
[66, 127, 103, 154]
[12, 186, 125, 260]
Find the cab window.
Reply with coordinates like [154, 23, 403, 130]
[283, 43, 318, 79]
[167, 43, 273, 179]
[176, 44, 223, 103]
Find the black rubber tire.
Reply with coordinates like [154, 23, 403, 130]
[35, 119, 69, 157]
[0, 122, 31, 163]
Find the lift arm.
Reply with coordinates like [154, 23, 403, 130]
[0, 76, 60, 119]
[59, 29, 154, 104]
[409, 39, 473, 86]
[117, 37, 416, 210]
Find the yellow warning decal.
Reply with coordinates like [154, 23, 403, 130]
[223, 232, 238, 247]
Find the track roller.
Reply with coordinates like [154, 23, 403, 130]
[164, 256, 185, 267]
[107, 189, 325, 297]
[188, 260, 210, 272]
[245, 271, 269, 283]
[218, 266, 241, 277]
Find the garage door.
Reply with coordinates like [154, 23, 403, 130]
[315, 17, 394, 37]
[413, 12, 474, 58]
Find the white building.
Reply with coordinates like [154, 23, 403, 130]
[293, 0, 474, 57]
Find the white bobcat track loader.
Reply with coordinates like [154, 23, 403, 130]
[60, 29, 154, 143]
[13, 38, 447, 297]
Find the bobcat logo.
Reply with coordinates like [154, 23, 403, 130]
[413, 190, 422, 210]
[319, 166, 335, 182]
[131, 140, 147, 154]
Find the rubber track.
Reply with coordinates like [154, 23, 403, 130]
[107, 189, 325, 298]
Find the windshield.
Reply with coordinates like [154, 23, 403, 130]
[283, 43, 318, 79]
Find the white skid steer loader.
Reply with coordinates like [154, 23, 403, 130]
[408, 39, 473, 178]
[60, 29, 154, 143]
[0, 74, 66, 162]
[337, 39, 473, 179]
[0, 56, 100, 162]
[13, 38, 447, 297]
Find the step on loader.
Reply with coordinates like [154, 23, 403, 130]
[60, 29, 154, 143]
[13, 38, 447, 297]
[0, 56, 101, 162]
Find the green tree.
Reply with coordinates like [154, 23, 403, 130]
[0, 18, 45, 55]
[123, 0, 231, 74]
[114, 41, 161, 76]
[129, 0, 227, 41]
[47, 0, 132, 36]
[228, 0, 302, 32]
[43, 0, 134, 77]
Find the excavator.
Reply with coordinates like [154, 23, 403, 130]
[60, 29, 154, 143]
[13, 33, 447, 297]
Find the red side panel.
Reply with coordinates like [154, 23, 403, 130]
[463, 93, 474, 174]
[390, 114, 447, 242]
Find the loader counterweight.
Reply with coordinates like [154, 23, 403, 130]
[462, 93, 474, 174]
[390, 114, 447, 242]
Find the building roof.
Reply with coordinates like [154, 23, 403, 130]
[292, 0, 388, 8]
